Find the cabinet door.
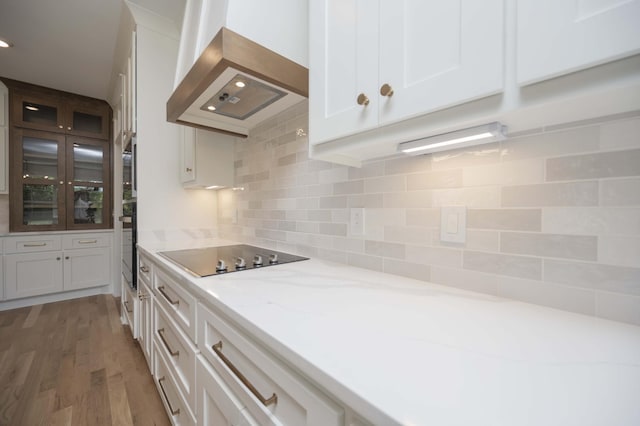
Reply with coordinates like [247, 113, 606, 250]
[11, 90, 66, 133]
[65, 137, 111, 229]
[308, 0, 380, 145]
[0, 82, 7, 194]
[63, 247, 110, 291]
[65, 97, 111, 139]
[378, 0, 504, 126]
[5, 252, 64, 299]
[517, 0, 640, 85]
[0, 127, 7, 195]
[11, 129, 67, 232]
[180, 127, 196, 183]
[196, 356, 258, 426]
[139, 279, 153, 369]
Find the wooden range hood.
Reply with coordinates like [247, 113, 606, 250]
[167, 27, 308, 138]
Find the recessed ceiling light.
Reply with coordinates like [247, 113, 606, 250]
[207, 105, 216, 111]
[234, 81, 246, 88]
[0, 38, 13, 48]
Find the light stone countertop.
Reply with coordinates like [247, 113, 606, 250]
[138, 240, 640, 426]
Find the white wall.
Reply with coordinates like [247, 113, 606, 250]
[135, 24, 218, 243]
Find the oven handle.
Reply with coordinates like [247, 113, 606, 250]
[212, 341, 278, 407]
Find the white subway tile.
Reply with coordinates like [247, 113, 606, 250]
[599, 117, 640, 150]
[542, 207, 640, 235]
[544, 259, 640, 295]
[501, 232, 598, 261]
[598, 236, 640, 268]
[406, 245, 463, 268]
[432, 186, 501, 208]
[429, 266, 499, 295]
[383, 259, 431, 282]
[496, 279, 596, 316]
[595, 292, 640, 326]
[601, 178, 640, 206]
[464, 251, 542, 280]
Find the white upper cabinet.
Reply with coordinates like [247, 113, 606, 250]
[180, 127, 235, 189]
[309, 0, 504, 146]
[309, 0, 640, 166]
[378, 0, 504, 125]
[517, 0, 640, 85]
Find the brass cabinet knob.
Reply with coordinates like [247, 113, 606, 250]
[380, 83, 394, 97]
[357, 93, 370, 106]
[67, 126, 72, 130]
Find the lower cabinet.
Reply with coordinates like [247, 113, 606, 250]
[144, 253, 345, 426]
[138, 276, 153, 367]
[154, 343, 197, 426]
[196, 355, 257, 426]
[3, 232, 111, 300]
[197, 302, 343, 426]
[121, 279, 138, 339]
[4, 251, 64, 299]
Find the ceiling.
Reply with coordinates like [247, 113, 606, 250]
[0, 0, 185, 101]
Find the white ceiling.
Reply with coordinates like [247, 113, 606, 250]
[0, 0, 184, 100]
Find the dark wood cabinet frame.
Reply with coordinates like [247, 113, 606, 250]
[2, 77, 113, 232]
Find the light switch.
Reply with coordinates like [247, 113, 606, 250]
[446, 213, 459, 234]
[440, 206, 466, 244]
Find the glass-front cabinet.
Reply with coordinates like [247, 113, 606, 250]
[11, 89, 110, 140]
[11, 129, 111, 232]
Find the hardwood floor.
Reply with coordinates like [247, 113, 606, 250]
[0, 295, 170, 426]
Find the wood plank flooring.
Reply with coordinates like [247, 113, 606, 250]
[0, 295, 170, 426]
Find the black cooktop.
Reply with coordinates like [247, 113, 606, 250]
[158, 244, 308, 277]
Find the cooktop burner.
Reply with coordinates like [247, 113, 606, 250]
[158, 244, 308, 277]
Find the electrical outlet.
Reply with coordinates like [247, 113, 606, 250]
[350, 208, 364, 236]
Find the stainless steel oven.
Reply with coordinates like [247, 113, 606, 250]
[120, 138, 137, 289]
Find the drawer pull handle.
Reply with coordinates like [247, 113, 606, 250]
[212, 341, 278, 407]
[158, 377, 181, 415]
[123, 300, 133, 313]
[158, 286, 180, 306]
[158, 328, 180, 357]
[78, 239, 98, 244]
[140, 265, 150, 273]
[24, 242, 47, 247]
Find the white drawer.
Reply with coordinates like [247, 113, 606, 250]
[122, 281, 137, 338]
[154, 344, 196, 426]
[138, 252, 153, 284]
[4, 235, 62, 253]
[154, 301, 197, 412]
[196, 355, 259, 426]
[197, 302, 343, 426]
[62, 232, 110, 249]
[154, 266, 197, 343]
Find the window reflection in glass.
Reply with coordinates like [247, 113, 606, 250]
[74, 186, 103, 224]
[23, 184, 58, 225]
[23, 137, 58, 180]
[23, 102, 57, 127]
[74, 144, 103, 183]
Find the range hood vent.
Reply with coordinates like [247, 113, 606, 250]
[167, 27, 308, 137]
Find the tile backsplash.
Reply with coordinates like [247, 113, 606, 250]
[217, 101, 640, 326]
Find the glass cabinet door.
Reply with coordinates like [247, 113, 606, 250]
[11, 91, 65, 133]
[66, 137, 110, 228]
[65, 98, 111, 139]
[13, 129, 66, 231]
